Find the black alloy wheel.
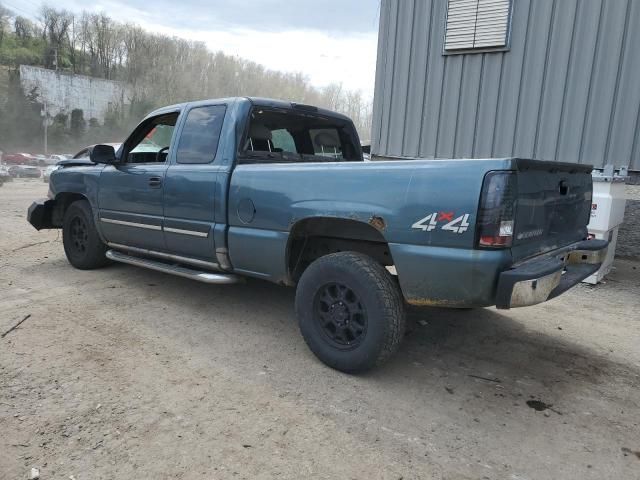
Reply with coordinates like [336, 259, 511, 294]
[314, 283, 368, 349]
[69, 216, 89, 255]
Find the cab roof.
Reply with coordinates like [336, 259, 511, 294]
[145, 97, 352, 123]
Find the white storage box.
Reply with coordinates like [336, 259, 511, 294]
[583, 166, 628, 284]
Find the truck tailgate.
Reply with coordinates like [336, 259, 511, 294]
[510, 159, 593, 262]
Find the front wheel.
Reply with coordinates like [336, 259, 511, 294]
[62, 200, 110, 270]
[295, 252, 405, 373]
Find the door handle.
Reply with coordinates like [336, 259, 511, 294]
[148, 176, 162, 188]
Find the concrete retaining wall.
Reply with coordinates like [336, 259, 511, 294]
[19, 65, 131, 124]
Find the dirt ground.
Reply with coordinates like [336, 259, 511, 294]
[1, 180, 639, 480]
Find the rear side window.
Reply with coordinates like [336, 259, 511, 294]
[176, 105, 226, 164]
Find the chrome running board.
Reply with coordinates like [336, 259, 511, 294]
[106, 250, 243, 285]
[107, 242, 221, 271]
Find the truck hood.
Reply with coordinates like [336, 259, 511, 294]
[57, 158, 95, 168]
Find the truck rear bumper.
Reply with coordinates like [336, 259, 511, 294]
[495, 239, 608, 309]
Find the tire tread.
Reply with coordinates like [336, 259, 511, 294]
[63, 200, 110, 270]
[296, 251, 405, 372]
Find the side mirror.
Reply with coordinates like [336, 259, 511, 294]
[90, 144, 117, 164]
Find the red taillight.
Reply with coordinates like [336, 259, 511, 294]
[479, 233, 511, 247]
[477, 171, 516, 249]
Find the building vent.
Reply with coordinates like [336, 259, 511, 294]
[444, 0, 512, 53]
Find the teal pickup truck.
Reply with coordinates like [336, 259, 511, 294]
[28, 97, 607, 372]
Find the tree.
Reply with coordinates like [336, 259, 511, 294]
[0, 75, 44, 151]
[70, 108, 85, 137]
[0, 3, 374, 148]
[0, 3, 11, 47]
[14, 16, 37, 42]
[40, 5, 72, 70]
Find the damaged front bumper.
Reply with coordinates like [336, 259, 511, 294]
[495, 239, 608, 309]
[27, 199, 56, 230]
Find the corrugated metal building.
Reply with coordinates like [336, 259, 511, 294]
[371, 0, 640, 171]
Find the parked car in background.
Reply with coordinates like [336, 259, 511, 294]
[9, 165, 41, 178]
[3, 153, 37, 166]
[49, 154, 71, 163]
[43, 164, 61, 182]
[0, 164, 11, 183]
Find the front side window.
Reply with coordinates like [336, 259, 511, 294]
[176, 105, 227, 164]
[126, 113, 178, 163]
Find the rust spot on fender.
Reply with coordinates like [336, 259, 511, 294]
[369, 215, 386, 231]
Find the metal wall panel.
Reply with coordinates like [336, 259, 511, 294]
[372, 0, 640, 170]
[490, 0, 529, 158]
[386, 0, 415, 155]
[418, 0, 448, 158]
[608, 0, 640, 168]
[402, 0, 431, 156]
[455, 54, 483, 157]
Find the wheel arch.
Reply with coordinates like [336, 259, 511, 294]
[51, 192, 91, 227]
[285, 216, 394, 284]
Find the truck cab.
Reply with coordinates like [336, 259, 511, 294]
[83, 98, 362, 269]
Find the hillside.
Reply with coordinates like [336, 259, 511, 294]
[0, 3, 372, 153]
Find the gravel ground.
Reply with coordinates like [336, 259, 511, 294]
[1, 180, 640, 480]
[618, 199, 639, 259]
[617, 185, 640, 259]
[626, 185, 640, 201]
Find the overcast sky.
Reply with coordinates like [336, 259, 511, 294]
[9, 0, 381, 97]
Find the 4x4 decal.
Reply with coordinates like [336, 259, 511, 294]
[412, 212, 470, 234]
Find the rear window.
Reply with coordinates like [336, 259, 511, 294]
[240, 108, 360, 164]
[176, 105, 226, 164]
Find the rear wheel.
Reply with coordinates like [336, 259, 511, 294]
[295, 252, 405, 373]
[62, 200, 110, 270]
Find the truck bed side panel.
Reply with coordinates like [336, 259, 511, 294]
[389, 243, 511, 307]
[227, 159, 513, 294]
